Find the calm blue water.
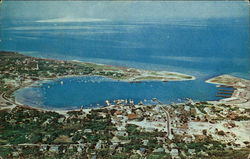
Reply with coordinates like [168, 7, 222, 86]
[14, 76, 218, 110]
[1, 18, 249, 109]
[1, 19, 249, 78]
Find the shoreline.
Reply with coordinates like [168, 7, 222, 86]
[1, 51, 249, 113]
[0, 51, 195, 112]
[5, 51, 196, 82]
[206, 74, 250, 108]
[11, 73, 193, 108]
[12, 74, 250, 114]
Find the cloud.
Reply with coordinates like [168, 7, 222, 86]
[153, 55, 248, 64]
[36, 17, 107, 23]
[1, 1, 248, 22]
[4, 26, 95, 31]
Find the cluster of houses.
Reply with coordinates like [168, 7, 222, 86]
[1, 98, 250, 158]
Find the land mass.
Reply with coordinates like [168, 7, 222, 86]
[0, 51, 249, 159]
[0, 51, 194, 105]
[206, 74, 250, 108]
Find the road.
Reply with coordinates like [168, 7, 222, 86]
[160, 105, 171, 137]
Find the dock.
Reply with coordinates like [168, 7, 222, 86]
[218, 89, 234, 92]
[217, 92, 233, 95]
[216, 85, 235, 99]
[218, 85, 234, 88]
[216, 95, 232, 98]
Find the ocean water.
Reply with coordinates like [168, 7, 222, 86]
[1, 18, 249, 109]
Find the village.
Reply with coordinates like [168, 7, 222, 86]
[0, 51, 250, 158]
[0, 97, 250, 158]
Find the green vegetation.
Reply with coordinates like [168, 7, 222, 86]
[0, 106, 115, 145]
[147, 152, 171, 159]
[122, 124, 165, 153]
[206, 148, 250, 159]
[186, 141, 226, 152]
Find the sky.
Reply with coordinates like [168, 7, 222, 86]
[0, 1, 249, 22]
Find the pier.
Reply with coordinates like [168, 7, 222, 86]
[217, 92, 233, 95]
[218, 89, 234, 92]
[216, 85, 235, 99]
[218, 85, 234, 88]
[216, 95, 232, 98]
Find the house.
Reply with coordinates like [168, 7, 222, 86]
[114, 111, 123, 116]
[111, 136, 120, 144]
[84, 129, 92, 133]
[170, 149, 179, 157]
[115, 130, 128, 137]
[128, 113, 138, 120]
